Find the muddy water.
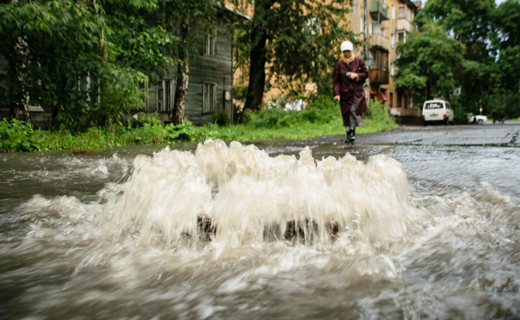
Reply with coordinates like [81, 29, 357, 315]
[1, 140, 520, 319]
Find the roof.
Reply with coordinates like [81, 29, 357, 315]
[213, 3, 250, 20]
[223, 5, 250, 20]
[400, 0, 420, 12]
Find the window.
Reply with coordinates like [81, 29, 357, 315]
[398, 6, 405, 19]
[360, 16, 365, 33]
[397, 31, 406, 43]
[397, 93, 402, 108]
[369, 49, 388, 70]
[371, 23, 379, 35]
[390, 64, 394, 76]
[165, 80, 171, 111]
[157, 80, 163, 111]
[381, 26, 386, 37]
[390, 92, 393, 107]
[425, 102, 443, 109]
[391, 33, 395, 47]
[203, 82, 216, 114]
[205, 33, 216, 56]
[156, 80, 173, 112]
[391, 5, 395, 19]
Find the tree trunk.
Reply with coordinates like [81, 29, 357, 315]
[173, 55, 189, 125]
[172, 25, 189, 125]
[244, 1, 273, 112]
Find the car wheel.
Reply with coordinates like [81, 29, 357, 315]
[478, 119, 483, 124]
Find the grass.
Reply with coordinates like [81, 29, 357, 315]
[0, 97, 397, 152]
[211, 117, 395, 141]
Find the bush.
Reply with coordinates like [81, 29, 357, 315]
[212, 110, 231, 127]
[309, 95, 338, 110]
[133, 112, 162, 125]
[233, 86, 248, 101]
[249, 95, 338, 129]
[453, 106, 469, 124]
[0, 95, 398, 153]
[0, 119, 36, 152]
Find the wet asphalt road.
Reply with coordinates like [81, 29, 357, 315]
[299, 121, 520, 147]
[257, 121, 520, 202]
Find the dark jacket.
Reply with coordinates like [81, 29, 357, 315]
[333, 57, 369, 116]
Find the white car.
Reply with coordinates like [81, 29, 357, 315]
[422, 100, 454, 125]
[467, 113, 488, 124]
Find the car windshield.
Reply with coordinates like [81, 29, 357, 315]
[425, 102, 443, 109]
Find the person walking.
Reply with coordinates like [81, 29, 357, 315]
[500, 110, 506, 124]
[333, 40, 369, 143]
[492, 109, 498, 124]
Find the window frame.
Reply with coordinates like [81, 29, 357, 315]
[202, 82, 217, 114]
[398, 5, 405, 19]
[397, 31, 406, 43]
[204, 31, 217, 56]
[156, 79, 173, 112]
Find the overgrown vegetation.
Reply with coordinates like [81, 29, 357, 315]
[0, 0, 216, 130]
[0, 96, 397, 152]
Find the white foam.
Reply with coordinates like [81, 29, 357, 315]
[100, 139, 416, 249]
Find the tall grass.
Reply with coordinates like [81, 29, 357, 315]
[0, 97, 397, 152]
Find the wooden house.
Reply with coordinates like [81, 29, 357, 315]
[143, 6, 247, 125]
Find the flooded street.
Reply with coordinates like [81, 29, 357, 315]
[1, 124, 520, 319]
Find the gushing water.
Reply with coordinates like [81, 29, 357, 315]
[1, 140, 520, 319]
[101, 139, 413, 249]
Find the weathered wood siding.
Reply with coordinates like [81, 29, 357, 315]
[145, 23, 234, 125]
[186, 25, 233, 125]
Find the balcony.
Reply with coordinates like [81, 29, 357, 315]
[369, 68, 390, 85]
[397, 18, 415, 33]
[370, 0, 389, 21]
[368, 47, 389, 85]
[369, 33, 389, 51]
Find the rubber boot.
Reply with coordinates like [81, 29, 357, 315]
[345, 129, 353, 143]
[350, 128, 356, 142]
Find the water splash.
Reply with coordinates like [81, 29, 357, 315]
[5, 141, 520, 319]
[100, 139, 416, 248]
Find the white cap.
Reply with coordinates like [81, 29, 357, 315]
[340, 40, 353, 52]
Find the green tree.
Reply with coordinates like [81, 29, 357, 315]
[394, 22, 465, 103]
[419, 0, 499, 114]
[0, 0, 217, 129]
[0, 0, 159, 129]
[421, 0, 495, 47]
[494, 0, 520, 92]
[230, 0, 353, 111]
